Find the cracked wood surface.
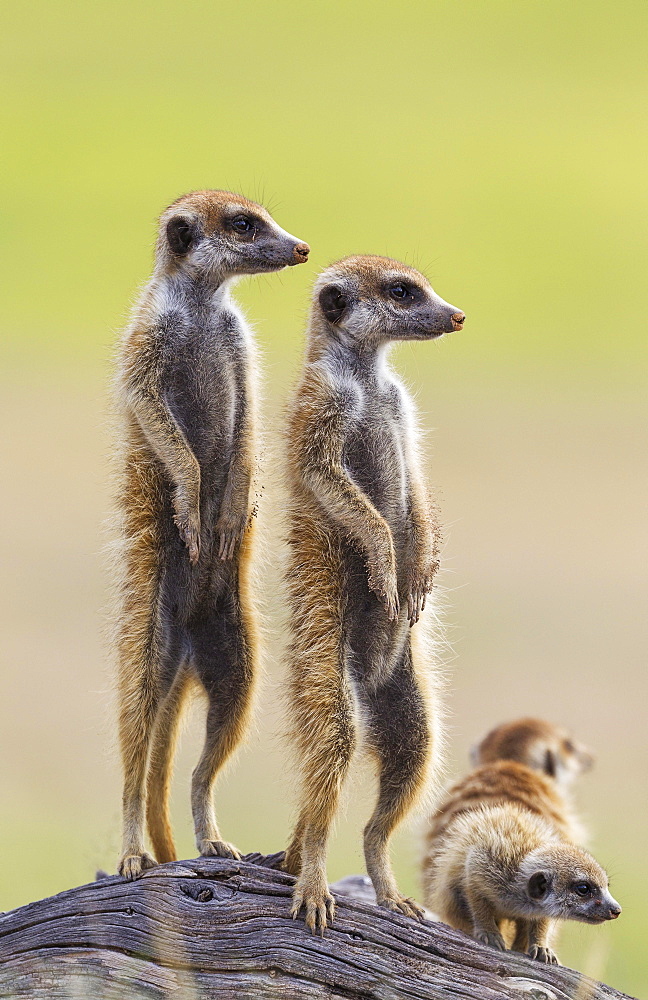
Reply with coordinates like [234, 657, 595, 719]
[0, 853, 635, 1000]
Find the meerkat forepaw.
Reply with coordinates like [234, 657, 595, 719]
[216, 516, 248, 561]
[475, 930, 507, 951]
[406, 587, 427, 627]
[528, 945, 559, 965]
[405, 561, 437, 625]
[291, 885, 336, 934]
[118, 852, 157, 880]
[367, 559, 400, 621]
[368, 574, 400, 620]
[198, 839, 242, 860]
[173, 510, 201, 564]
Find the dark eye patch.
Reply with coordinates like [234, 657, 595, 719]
[572, 881, 593, 897]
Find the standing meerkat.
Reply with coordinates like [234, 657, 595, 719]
[113, 190, 309, 879]
[282, 255, 465, 932]
[422, 719, 620, 963]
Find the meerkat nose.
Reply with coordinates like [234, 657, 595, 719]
[451, 311, 465, 331]
[293, 242, 310, 263]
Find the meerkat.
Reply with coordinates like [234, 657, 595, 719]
[282, 255, 465, 932]
[112, 190, 309, 880]
[429, 717, 595, 848]
[471, 717, 594, 786]
[422, 719, 620, 963]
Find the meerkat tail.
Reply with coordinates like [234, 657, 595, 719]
[145, 667, 194, 863]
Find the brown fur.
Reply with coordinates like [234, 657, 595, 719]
[112, 190, 308, 878]
[283, 255, 464, 931]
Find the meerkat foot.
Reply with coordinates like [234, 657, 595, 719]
[378, 893, 426, 921]
[475, 930, 507, 951]
[291, 882, 336, 935]
[118, 852, 157, 880]
[198, 839, 242, 860]
[528, 944, 559, 965]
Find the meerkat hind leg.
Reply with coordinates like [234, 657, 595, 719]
[146, 663, 193, 864]
[362, 646, 431, 921]
[190, 595, 256, 860]
[287, 671, 356, 933]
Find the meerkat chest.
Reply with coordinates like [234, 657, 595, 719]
[162, 311, 249, 465]
[343, 385, 411, 516]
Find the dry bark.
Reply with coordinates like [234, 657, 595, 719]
[0, 853, 635, 1000]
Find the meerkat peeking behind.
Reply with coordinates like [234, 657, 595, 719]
[282, 255, 464, 932]
[471, 717, 595, 791]
[113, 190, 309, 880]
[422, 719, 621, 964]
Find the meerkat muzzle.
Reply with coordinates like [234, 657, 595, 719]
[292, 242, 310, 264]
[451, 312, 465, 331]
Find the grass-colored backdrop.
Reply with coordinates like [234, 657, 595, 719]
[1, 1, 646, 995]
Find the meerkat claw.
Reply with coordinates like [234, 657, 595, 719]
[379, 894, 425, 921]
[386, 592, 400, 621]
[528, 945, 559, 965]
[291, 888, 335, 934]
[118, 852, 157, 880]
[198, 839, 242, 860]
[173, 514, 201, 564]
[217, 528, 241, 561]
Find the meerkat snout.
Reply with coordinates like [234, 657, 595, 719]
[451, 311, 465, 331]
[290, 241, 311, 265]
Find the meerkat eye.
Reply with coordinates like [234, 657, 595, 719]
[231, 216, 255, 234]
[387, 283, 411, 301]
[573, 881, 592, 897]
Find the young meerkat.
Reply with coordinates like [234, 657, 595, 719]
[422, 719, 621, 963]
[113, 190, 309, 879]
[282, 254, 465, 932]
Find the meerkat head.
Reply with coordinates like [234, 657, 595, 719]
[156, 190, 310, 281]
[518, 844, 621, 925]
[313, 255, 465, 348]
[470, 718, 594, 788]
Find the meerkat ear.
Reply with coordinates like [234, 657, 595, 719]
[166, 215, 199, 256]
[544, 749, 557, 778]
[319, 284, 349, 325]
[528, 871, 550, 899]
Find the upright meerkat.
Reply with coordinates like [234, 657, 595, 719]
[422, 719, 620, 963]
[282, 255, 465, 932]
[113, 190, 309, 879]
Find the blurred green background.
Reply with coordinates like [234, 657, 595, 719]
[1, 0, 646, 994]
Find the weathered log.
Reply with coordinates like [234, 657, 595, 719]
[0, 853, 634, 999]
